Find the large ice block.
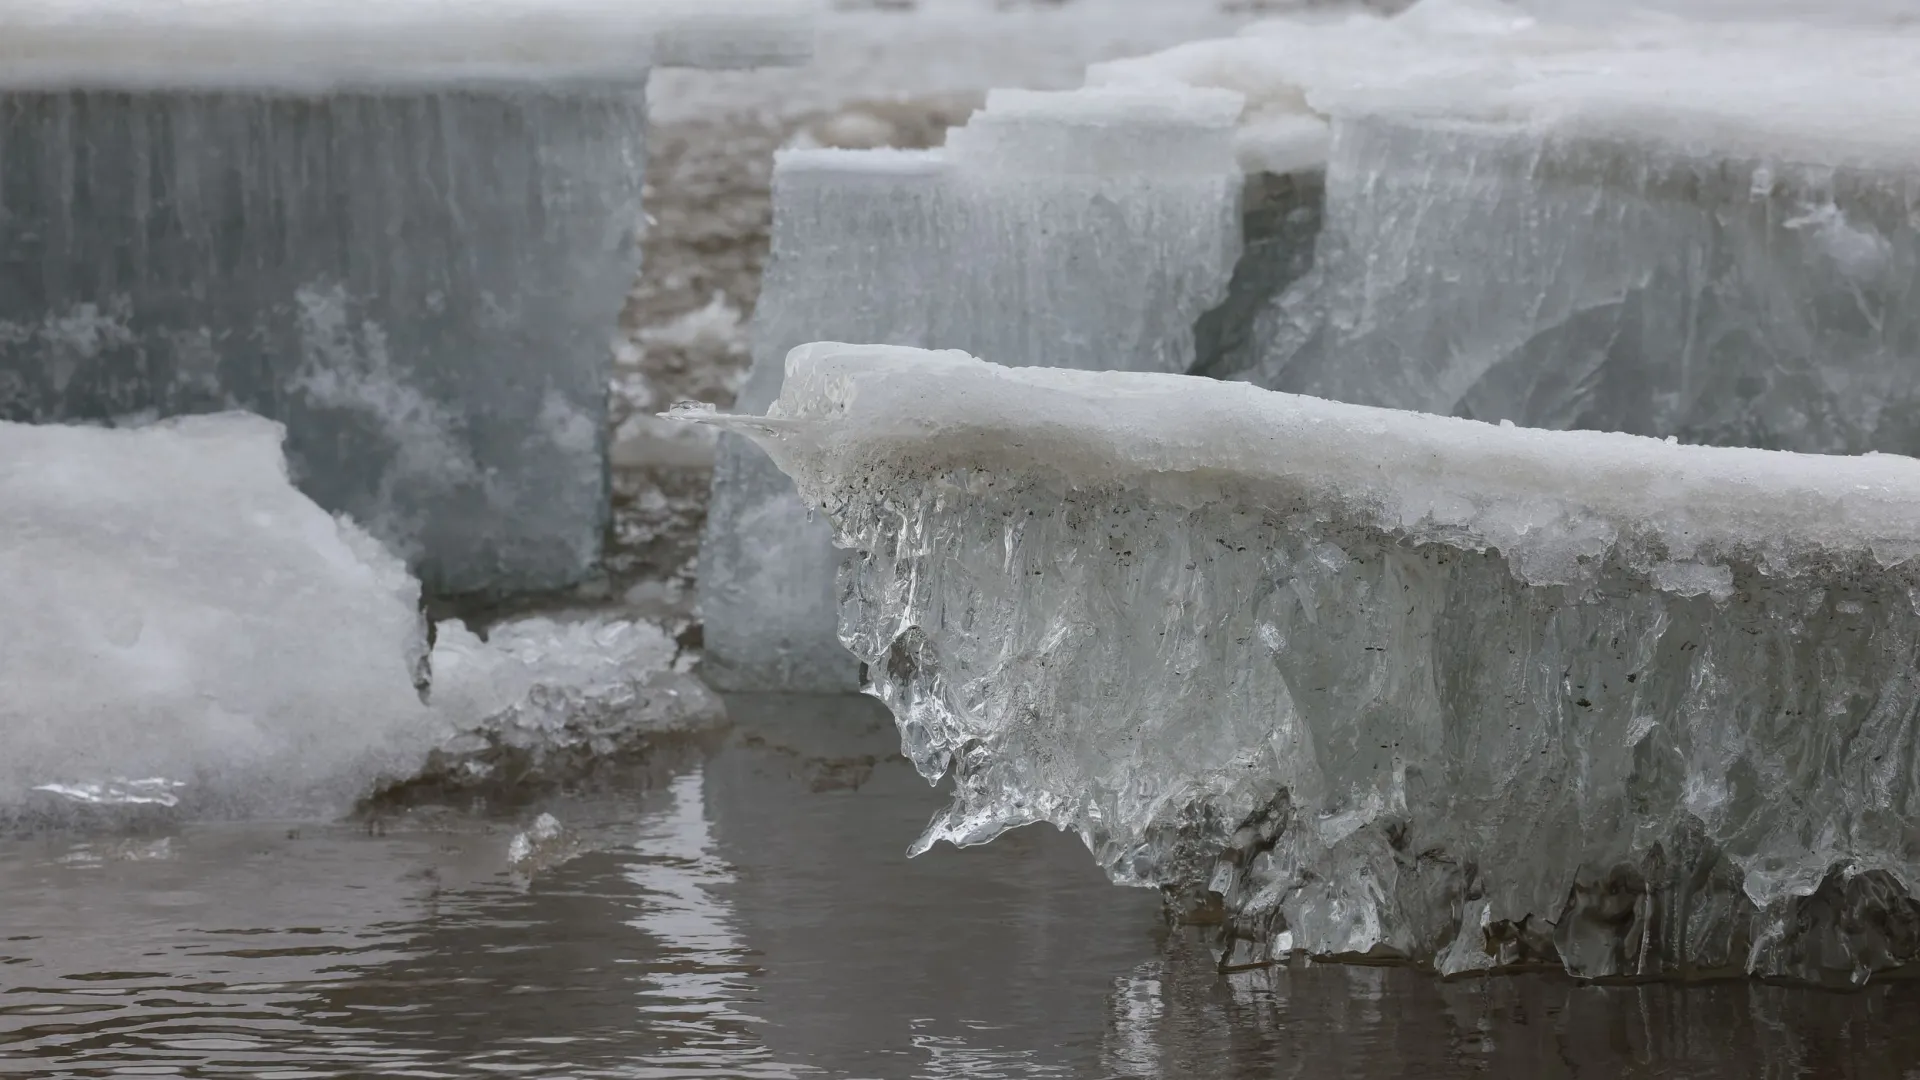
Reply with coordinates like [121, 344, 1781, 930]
[700, 87, 1244, 691]
[680, 343, 1920, 986]
[0, 1, 815, 598]
[1254, 116, 1920, 455]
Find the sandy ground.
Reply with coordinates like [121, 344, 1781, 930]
[582, 0, 1389, 637]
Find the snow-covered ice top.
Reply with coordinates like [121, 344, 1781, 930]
[0, 0, 816, 91]
[693, 343, 1920, 590]
[1087, 0, 1920, 173]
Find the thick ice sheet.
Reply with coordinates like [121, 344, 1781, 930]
[680, 344, 1920, 984]
[0, 0, 815, 90]
[0, 414, 437, 820]
[699, 88, 1244, 691]
[1090, 2, 1920, 456]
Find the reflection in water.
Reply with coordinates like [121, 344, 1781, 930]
[621, 770, 798, 1078]
[5, 694, 1920, 1078]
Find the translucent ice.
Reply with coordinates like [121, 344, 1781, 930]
[1254, 117, 1920, 457]
[681, 344, 1920, 986]
[0, 414, 438, 822]
[701, 87, 1244, 691]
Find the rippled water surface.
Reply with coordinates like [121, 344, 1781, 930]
[5, 695, 1919, 1078]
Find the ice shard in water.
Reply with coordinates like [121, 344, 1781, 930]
[0, 0, 814, 598]
[701, 87, 1244, 690]
[681, 343, 1920, 986]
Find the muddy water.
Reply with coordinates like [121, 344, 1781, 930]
[4, 695, 1917, 1078]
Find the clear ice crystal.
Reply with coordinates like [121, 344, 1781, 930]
[684, 344, 1920, 986]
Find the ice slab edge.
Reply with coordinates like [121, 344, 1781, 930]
[678, 343, 1920, 986]
[698, 87, 1252, 691]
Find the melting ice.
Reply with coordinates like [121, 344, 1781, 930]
[684, 343, 1920, 986]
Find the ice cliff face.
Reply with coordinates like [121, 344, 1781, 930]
[682, 344, 1920, 986]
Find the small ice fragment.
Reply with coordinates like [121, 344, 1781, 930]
[0, 414, 439, 822]
[507, 812, 580, 875]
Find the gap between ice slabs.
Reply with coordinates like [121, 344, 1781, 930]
[675, 343, 1920, 986]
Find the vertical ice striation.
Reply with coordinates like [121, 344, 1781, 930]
[700, 87, 1244, 690]
[0, 1, 816, 598]
[0, 88, 643, 595]
[680, 344, 1920, 986]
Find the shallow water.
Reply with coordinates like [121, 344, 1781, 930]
[4, 695, 1918, 1079]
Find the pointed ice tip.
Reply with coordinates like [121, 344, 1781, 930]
[663, 400, 720, 421]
